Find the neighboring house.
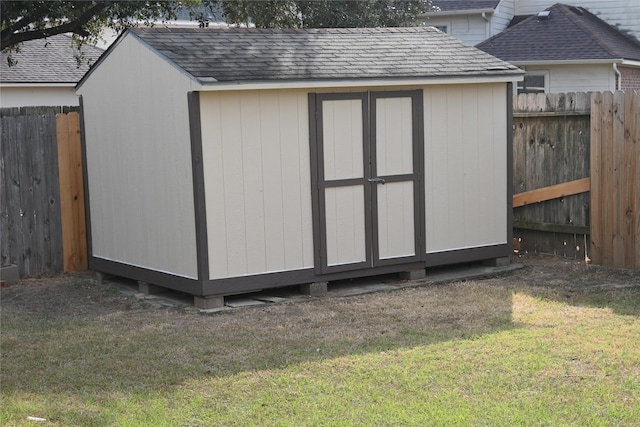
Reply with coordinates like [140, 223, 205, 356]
[423, 0, 640, 46]
[476, 3, 640, 93]
[0, 34, 104, 107]
[514, 0, 640, 42]
[423, 0, 515, 46]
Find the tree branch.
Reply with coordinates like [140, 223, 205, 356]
[1, 2, 109, 50]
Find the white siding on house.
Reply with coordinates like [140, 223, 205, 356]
[199, 89, 314, 279]
[0, 86, 79, 107]
[523, 64, 615, 93]
[423, 83, 508, 253]
[492, 0, 515, 39]
[515, 0, 640, 40]
[424, 15, 489, 46]
[76, 33, 200, 278]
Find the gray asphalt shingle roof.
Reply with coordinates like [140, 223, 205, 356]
[1, 34, 104, 84]
[476, 3, 640, 62]
[430, 1, 501, 12]
[129, 26, 521, 83]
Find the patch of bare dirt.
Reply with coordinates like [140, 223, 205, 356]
[1, 254, 638, 323]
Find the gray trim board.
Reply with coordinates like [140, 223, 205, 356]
[91, 257, 202, 295]
[187, 91, 209, 283]
[506, 82, 514, 254]
[425, 244, 509, 267]
[78, 95, 93, 268]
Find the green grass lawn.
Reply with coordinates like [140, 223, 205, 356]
[1, 259, 639, 426]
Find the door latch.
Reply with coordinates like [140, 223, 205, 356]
[367, 177, 386, 184]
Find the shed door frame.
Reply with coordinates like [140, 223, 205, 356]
[309, 90, 425, 275]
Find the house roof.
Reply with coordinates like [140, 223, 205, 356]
[0, 34, 104, 84]
[430, 1, 501, 12]
[120, 26, 521, 85]
[476, 3, 640, 63]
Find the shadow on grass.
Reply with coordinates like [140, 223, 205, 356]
[0, 270, 517, 401]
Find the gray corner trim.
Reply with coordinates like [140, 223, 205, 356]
[90, 257, 202, 295]
[78, 95, 93, 262]
[308, 93, 322, 273]
[187, 91, 209, 284]
[506, 82, 514, 253]
[425, 244, 509, 267]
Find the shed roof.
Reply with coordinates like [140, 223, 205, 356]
[1, 34, 104, 84]
[115, 26, 521, 85]
[476, 3, 640, 63]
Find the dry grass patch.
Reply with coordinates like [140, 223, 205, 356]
[1, 255, 639, 425]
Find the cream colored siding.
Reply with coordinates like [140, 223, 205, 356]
[424, 83, 507, 253]
[515, 0, 640, 41]
[323, 99, 364, 180]
[76, 34, 199, 278]
[199, 90, 314, 279]
[377, 182, 416, 259]
[375, 97, 416, 259]
[325, 186, 367, 266]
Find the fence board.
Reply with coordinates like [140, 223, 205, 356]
[56, 112, 87, 272]
[590, 91, 640, 270]
[1, 107, 78, 276]
[513, 92, 591, 259]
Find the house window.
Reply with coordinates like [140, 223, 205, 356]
[433, 25, 448, 33]
[517, 72, 548, 94]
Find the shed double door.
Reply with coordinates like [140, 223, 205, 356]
[311, 90, 424, 274]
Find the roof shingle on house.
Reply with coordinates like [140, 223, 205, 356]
[128, 26, 521, 83]
[476, 3, 640, 62]
[430, 0, 501, 12]
[1, 34, 104, 84]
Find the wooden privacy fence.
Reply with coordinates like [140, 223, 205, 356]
[591, 91, 640, 270]
[513, 91, 640, 270]
[1, 107, 86, 277]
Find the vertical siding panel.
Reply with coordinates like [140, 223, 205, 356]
[425, 87, 450, 252]
[492, 84, 508, 243]
[239, 91, 267, 275]
[259, 91, 286, 272]
[279, 91, 304, 269]
[325, 186, 366, 265]
[445, 86, 465, 248]
[462, 85, 480, 244]
[201, 93, 229, 278]
[297, 91, 314, 268]
[477, 85, 498, 245]
[422, 88, 434, 253]
[220, 92, 248, 276]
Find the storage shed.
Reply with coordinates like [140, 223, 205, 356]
[76, 27, 523, 308]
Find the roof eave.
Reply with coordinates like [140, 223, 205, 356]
[511, 59, 626, 66]
[1, 82, 77, 87]
[423, 8, 495, 17]
[194, 74, 524, 91]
